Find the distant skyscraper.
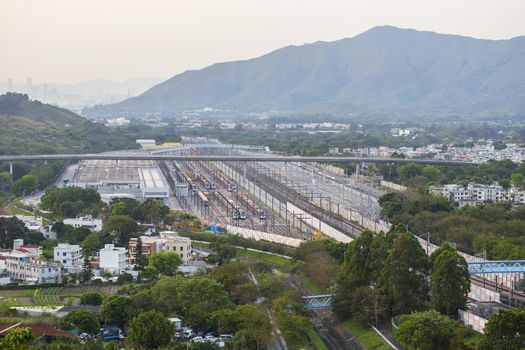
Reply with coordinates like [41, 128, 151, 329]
[26, 78, 33, 97]
[42, 83, 48, 101]
[7, 78, 14, 92]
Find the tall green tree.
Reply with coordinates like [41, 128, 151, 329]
[100, 295, 131, 327]
[102, 215, 144, 246]
[384, 231, 430, 315]
[430, 250, 470, 316]
[127, 310, 173, 349]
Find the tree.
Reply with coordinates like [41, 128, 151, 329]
[81, 232, 106, 257]
[117, 272, 133, 284]
[100, 295, 131, 327]
[258, 276, 286, 300]
[80, 292, 103, 306]
[64, 310, 100, 334]
[511, 173, 525, 187]
[342, 230, 375, 283]
[231, 305, 273, 350]
[134, 237, 146, 270]
[384, 231, 430, 315]
[0, 327, 37, 350]
[11, 174, 37, 196]
[430, 250, 470, 316]
[481, 308, 525, 350]
[109, 198, 139, 218]
[210, 242, 237, 265]
[175, 277, 232, 329]
[394, 310, 459, 350]
[127, 310, 173, 349]
[138, 265, 159, 283]
[102, 215, 144, 246]
[351, 286, 387, 327]
[80, 257, 93, 282]
[148, 251, 183, 276]
[0, 172, 12, 192]
[136, 199, 170, 224]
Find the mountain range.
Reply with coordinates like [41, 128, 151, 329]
[84, 26, 525, 121]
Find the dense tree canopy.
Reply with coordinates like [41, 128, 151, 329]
[127, 310, 173, 349]
[394, 310, 459, 350]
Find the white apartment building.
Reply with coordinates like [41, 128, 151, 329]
[63, 215, 103, 232]
[99, 244, 128, 274]
[160, 231, 193, 264]
[430, 183, 525, 207]
[54, 243, 82, 272]
[5, 251, 61, 284]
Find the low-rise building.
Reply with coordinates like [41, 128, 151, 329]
[160, 231, 193, 264]
[54, 243, 82, 272]
[99, 244, 128, 274]
[5, 250, 61, 284]
[63, 215, 103, 232]
[128, 231, 193, 265]
[430, 183, 525, 207]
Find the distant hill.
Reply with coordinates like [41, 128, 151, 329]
[0, 93, 137, 155]
[84, 26, 525, 121]
[0, 93, 83, 127]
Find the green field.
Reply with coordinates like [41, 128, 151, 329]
[236, 249, 297, 269]
[0, 285, 118, 306]
[344, 320, 392, 350]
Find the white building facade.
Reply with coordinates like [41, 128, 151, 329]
[63, 216, 103, 232]
[99, 244, 128, 274]
[5, 251, 61, 284]
[54, 243, 83, 272]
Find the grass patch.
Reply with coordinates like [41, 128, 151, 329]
[0, 285, 118, 300]
[307, 328, 328, 350]
[298, 270, 323, 294]
[236, 248, 297, 269]
[344, 320, 391, 350]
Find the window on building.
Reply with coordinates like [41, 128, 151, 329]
[180, 246, 183, 251]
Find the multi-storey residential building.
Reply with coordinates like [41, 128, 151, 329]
[99, 244, 128, 274]
[160, 231, 192, 264]
[128, 231, 193, 265]
[54, 243, 82, 272]
[430, 183, 525, 207]
[63, 215, 103, 231]
[5, 250, 61, 284]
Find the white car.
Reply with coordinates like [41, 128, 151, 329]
[205, 335, 218, 342]
[191, 336, 204, 343]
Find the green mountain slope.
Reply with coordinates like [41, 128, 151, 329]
[0, 93, 137, 155]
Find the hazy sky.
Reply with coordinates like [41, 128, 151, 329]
[1, 0, 524, 84]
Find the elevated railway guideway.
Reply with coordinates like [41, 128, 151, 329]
[0, 153, 473, 165]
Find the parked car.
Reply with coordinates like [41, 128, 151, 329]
[191, 336, 204, 343]
[205, 335, 218, 342]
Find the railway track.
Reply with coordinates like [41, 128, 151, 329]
[228, 162, 362, 239]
